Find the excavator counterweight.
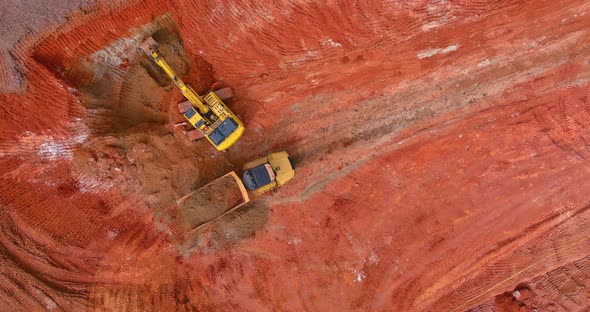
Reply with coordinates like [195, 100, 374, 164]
[140, 36, 245, 151]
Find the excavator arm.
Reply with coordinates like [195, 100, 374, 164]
[142, 39, 210, 115]
[139, 36, 245, 151]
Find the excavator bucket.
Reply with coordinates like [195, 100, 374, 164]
[176, 172, 250, 233]
[139, 36, 159, 56]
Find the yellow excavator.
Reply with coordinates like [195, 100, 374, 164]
[139, 37, 245, 151]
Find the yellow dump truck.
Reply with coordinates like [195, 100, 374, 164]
[177, 152, 295, 232]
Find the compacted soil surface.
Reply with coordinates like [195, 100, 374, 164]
[0, 0, 589, 311]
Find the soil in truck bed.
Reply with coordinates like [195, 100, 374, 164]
[177, 174, 246, 230]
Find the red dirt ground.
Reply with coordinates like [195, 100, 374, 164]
[1, 0, 590, 311]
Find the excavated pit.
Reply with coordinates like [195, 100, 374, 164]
[31, 14, 270, 251]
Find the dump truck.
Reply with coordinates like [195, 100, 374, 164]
[177, 152, 295, 232]
[140, 37, 245, 151]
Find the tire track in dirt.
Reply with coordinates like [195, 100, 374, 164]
[416, 86, 590, 309]
[364, 83, 590, 311]
[269, 22, 590, 203]
[468, 254, 590, 311]
[221, 0, 584, 205]
[532, 94, 590, 161]
[247, 83, 590, 311]
[444, 204, 590, 311]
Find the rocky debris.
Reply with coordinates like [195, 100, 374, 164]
[513, 287, 533, 301]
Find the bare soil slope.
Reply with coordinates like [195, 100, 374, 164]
[0, 0, 589, 311]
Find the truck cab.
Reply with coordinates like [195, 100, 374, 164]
[242, 151, 295, 194]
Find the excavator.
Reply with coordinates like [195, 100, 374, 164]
[139, 37, 245, 151]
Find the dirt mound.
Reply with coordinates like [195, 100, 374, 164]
[1, 0, 590, 311]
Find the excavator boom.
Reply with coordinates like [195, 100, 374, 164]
[147, 49, 210, 114]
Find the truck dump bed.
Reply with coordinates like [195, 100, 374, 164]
[177, 172, 249, 232]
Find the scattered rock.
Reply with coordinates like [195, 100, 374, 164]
[513, 285, 532, 301]
[210, 81, 223, 91]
